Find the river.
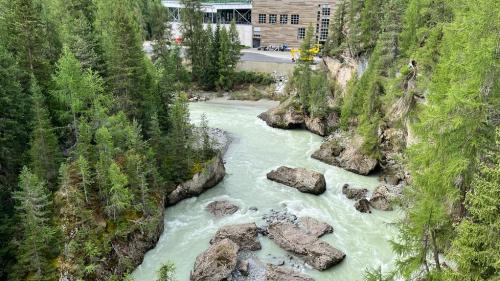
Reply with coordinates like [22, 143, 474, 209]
[132, 99, 399, 281]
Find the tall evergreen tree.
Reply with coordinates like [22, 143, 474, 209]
[29, 76, 61, 188]
[106, 162, 132, 221]
[2, 0, 54, 90]
[0, 44, 30, 281]
[12, 167, 56, 281]
[180, 0, 209, 82]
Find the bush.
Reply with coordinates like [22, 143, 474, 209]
[233, 71, 274, 86]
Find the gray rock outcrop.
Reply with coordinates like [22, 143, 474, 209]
[210, 223, 262, 251]
[167, 155, 226, 206]
[266, 265, 315, 281]
[311, 131, 378, 175]
[267, 222, 345, 270]
[354, 199, 372, 213]
[342, 184, 369, 200]
[369, 184, 403, 211]
[190, 239, 239, 281]
[298, 216, 333, 238]
[206, 200, 239, 217]
[258, 105, 305, 129]
[266, 167, 326, 195]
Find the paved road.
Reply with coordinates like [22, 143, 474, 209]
[240, 50, 294, 64]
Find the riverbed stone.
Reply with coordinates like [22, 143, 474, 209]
[267, 222, 345, 270]
[266, 265, 315, 281]
[298, 216, 333, 238]
[210, 223, 262, 251]
[258, 104, 305, 129]
[342, 184, 369, 200]
[311, 132, 378, 175]
[191, 239, 239, 281]
[369, 184, 402, 211]
[354, 199, 372, 213]
[206, 200, 239, 217]
[266, 167, 326, 195]
[167, 155, 226, 206]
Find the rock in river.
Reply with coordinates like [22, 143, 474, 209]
[210, 223, 262, 251]
[354, 199, 371, 213]
[258, 104, 305, 129]
[266, 264, 315, 281]
[167, 155, 226, 206]
[369, 184, 403, 211]
[311, 131, 378, 175]
[298, 216, 333, 238]
[266, 166, 326, 195]
[191, 239, 239, 281]
[342, 183, 369, 200]
[206, 200, 239, 217]
[267, 222, 345, 270]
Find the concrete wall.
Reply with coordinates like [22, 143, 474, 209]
[170, 22, 253, 47]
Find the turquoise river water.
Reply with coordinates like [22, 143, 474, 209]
[132, 99, 399, 281]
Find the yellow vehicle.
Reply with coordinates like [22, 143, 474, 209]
[291, 44, 321, 62]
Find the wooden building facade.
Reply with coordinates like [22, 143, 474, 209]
[251, 0, 337, 48]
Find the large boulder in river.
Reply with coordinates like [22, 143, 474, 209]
[210, 223, 262, 251]
[342, 184, 369, 200]
[311, 131, 378, 175]
[266, 265, 315, 281]
[167, 155, 226, 206]
[206, 201, 239, 217]
[354, 199, 372, 213]
[267, 222, 345, 270]
[266, 167, 326, 195]
[298, 216, 333, 238]
[258, 105, 305, 129]
[191, 239, 239, 281]
[369, 184, 403, 211]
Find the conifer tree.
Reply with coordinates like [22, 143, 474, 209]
[157, 262, 176, 281]
[180, 0, 209, 82]
[228, 20, 242, 70]
[204, 22, 221, 90]
[52, 47, 103, 142]
[2, 0, 54, 89]
[106, 162, 132, 221]
[164, 94, 193, 183]
[29, 76, 61, 188]
[0, 44, 29, 281]
[324, 0, 348, 58]
[217, 27, 232, 90]
[13, 167, 56, 280]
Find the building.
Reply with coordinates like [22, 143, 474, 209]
[162, 0, 336, 48]
[252, 0, 336, 48]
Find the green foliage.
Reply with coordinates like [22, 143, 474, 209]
[157, 261, 177, 281]
[12, 167, 57, 281]
[447, 132, 500, 280]
[233, 71, 274, 86]
[29, 76, 62, 188]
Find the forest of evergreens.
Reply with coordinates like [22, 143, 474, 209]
[0, 0, 498, 280]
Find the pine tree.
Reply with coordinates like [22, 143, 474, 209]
[324, 0, 348, 58]
[95, 0, 150, 121]
[180, 0, 209, 82]
[2, 0, 54, 90]
[204, 22, 221, 90]
[29, 76, 61, 188]
[52, 47, 103, 142]
[164, 94, 193, 183]
[217, 27, 232, 90]
[13, 167, 56, 280]
[228, 20, 242, 70]
[446, 131, 500, 280]
[106, 162, 132, 221]
[392, 0, 499, 279]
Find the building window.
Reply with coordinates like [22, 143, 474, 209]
[291, 14, 299, 24]
[298, 27, 306, 39]
[280, 14, 288, 24]
[322, 5, 331, 16]
[258, 14, 266, 24]
[321, 18, 330, 28]
[320, 28, 329, 41]
[269, 14, 277, 24]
